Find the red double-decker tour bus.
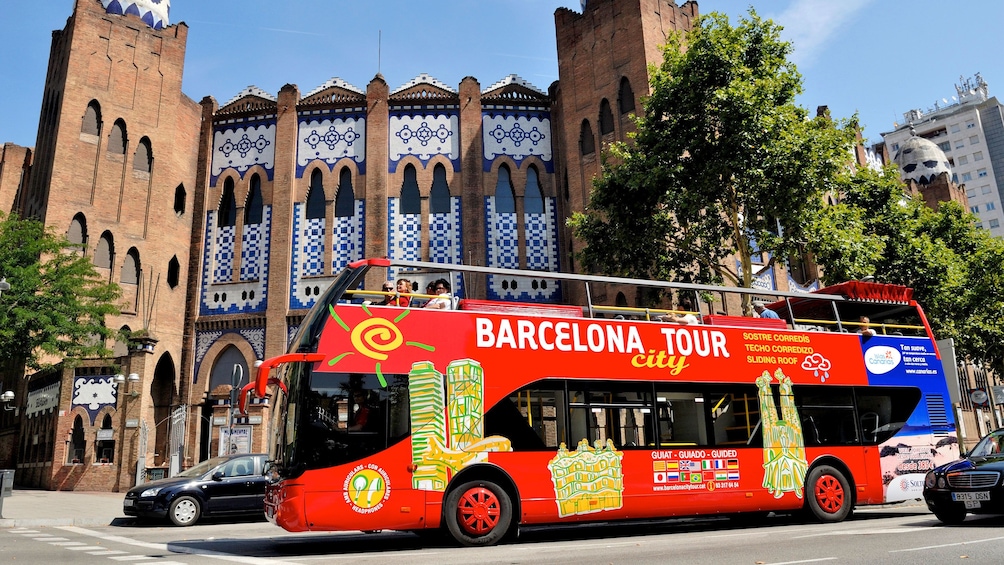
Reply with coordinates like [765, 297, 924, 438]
[241, 259, 958, 546]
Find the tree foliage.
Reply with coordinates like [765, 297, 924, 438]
[569, 10, 855, 305]
[0, 212, 121, 373]
[805, 166, 1004, 367]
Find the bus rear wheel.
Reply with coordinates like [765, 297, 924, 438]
[806, 465, 852, 522]
[444, 480, 513, 547]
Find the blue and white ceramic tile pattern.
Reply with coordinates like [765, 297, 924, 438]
[482, 111, 553, 172]
[211, 121, 276, 184]
[302, 217, 326, 276]
[485, 196, 560, 302]
[297, 113, 366, 178]
[331, 200, 366, 271]
[389, 111, 461, 173]
[290, 201, 365, 309]
[429, 197, 463, 265]
[213, 224, 235, 283]
[101, 0, 169, 30]
[191, 328, 264, 383]
[787, 274, 820, 293]
[195, 330, 224, 368]
[387, 197, 423, 263]
[239, 207, 272, 282]
[72, 376, 117, 425]
[200, 211, 269, 315]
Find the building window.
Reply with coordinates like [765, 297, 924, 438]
[68, 213, 87, 248]
[495, 165, 516, 214]
[978, 168, 988, 178]
[970, 205, 980, 214]
[937, 141, 951, 152]
[68, 416, 85, 464]
[245, 174, 263, 225]
[962, 172, 973, 182]
[599, 99, 615, 135]
[618, 77, 635, 114]
[335, 167, 354, 217]
[95, 231, 114, 268]
[976, 221, 983, 229]
[167, 256, 180, 289]
[133, 137, 152, 172]
[950, 123, 960, 133]
[987, 201, 996, 211]
[982, 185, 992, 195]
[96, 414, 115, 463]
[579, 120, 595, 156]
[82, 101, 101, 136]
[955, 140, 965, 150]
[966, 120, 976, 129]
[970, 135, 980, 145]
[306, 169, 326, 220]
[958, 155, 968, 165]
[108, 119, 127, 154]
[121, 247, 140, 285]
[891, 143, 899, 152]
[974, 151, 984, 161]
[429, 163, 450, 214]
[399, 164, 420, 215]
[966, 187, 977, 198]
[174, 184, 186, 214]
[525, 166, 544, 214]
[219, 177, 238, 226]
[991, 219, 1001, 229]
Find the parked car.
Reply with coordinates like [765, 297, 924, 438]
[123, 453, 268, 526]
[924, 429, 1004, 524]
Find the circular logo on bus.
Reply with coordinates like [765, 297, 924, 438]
[343, 464, 391, 513]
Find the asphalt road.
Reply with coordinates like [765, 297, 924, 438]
[4, 506, 1004, 564]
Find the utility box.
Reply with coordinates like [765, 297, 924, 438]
[0, 470, 13, 497]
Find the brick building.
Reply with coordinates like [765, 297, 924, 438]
[0, 0, 709, 490]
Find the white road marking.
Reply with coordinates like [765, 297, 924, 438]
[87, 550, 129, 555]
[66, 545, 110, 550]
[889, 534, 1004, 553]
[109, 556, 163, 561]
[765, 558, 838, 565]
[9, 529, 40, 534]
[50, 541, 87, 546]
[292, 552, 444, 561]
[37, 537, 71, 541]
[793, 526, 941, 539]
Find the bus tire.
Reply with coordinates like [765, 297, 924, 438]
[444, 480, 513, 547]
[806, 465, 852, 522]
[931, 503, 967, 525]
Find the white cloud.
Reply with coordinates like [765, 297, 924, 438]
[774, 0, 873, 67]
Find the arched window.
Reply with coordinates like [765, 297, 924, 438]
[400, 164, 421, 215]
[494, 165, 516, 214]
[524, 166, 544, 214]
[618, 77, 636, 115]
[133, 137, 152, 172]
[616, 292, 628, 308]
[174, 184, 186, 215]
[96, 414, 115, 463]
[68, 213, 87, 248]
[579, 120, 595, 155]
[335, 167, 355, 217]
[244, 174, 263, 225]
[121, 247, 140, 285]
[108, 119, 127, 154]
[430, 163, 450, 214]
[210, 345, 249, 392]
[306, 169, 326, 220]
[599, 99, 614, 135]
[219, 177, 237, 227]
[69, 415, 85, 464]
[95, 231, 114, 268]
[113, 324, 131, 357]
[82, 101, 101, 136]
[167, 256, 180, 289]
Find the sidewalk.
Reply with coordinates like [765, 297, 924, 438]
[0, 488, 126, 527]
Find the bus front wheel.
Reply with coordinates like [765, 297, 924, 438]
[444, 480, 513, 547]
[806, 465, 852, 522]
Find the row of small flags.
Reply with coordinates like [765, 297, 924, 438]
[653, 459, 740, 484]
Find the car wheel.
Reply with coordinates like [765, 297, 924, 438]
[168, 495, 202, 527]
[932, 503, 967, 525]
[806, 465, 852, 522]
[444, 480, 513, 547]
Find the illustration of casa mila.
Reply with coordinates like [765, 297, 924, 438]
[409, 361, 447, 491]
[446, 359, 484, 449]
[548, 438, 624, 517]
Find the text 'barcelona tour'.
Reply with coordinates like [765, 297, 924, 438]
[475, 318, 730, 370]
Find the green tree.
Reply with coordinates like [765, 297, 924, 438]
[569, 10, 855, 310]
[806, 166, 1004, 367]
[0, 212, 121, 373]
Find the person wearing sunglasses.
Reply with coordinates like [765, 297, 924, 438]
[377, 279, 411, 307]
[424, 278, 453, 310]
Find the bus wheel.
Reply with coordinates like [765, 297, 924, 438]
[932, 503, 967, 525]
[806, 465, 851, 522]
[444, 480, 513, 547]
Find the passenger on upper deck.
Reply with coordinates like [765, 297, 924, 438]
[858, 316, 877, 337]
[664, 296, 699, 325]
[753, 301, 780, 319]
[425, 279, 454, 310]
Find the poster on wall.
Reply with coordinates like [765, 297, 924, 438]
[218, 426, 252, 455]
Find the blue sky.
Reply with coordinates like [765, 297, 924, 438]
[2, 0, 1003, 148]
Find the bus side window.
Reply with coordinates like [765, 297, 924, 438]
[795, 386, 858, 445]
[567, 383, 653, 449]
[854, 387, 921, 444]
[708, 386, 761, 447]
[654, 390, 707, 447]
[486, 385, 565, 450]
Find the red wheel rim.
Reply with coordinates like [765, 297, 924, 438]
[813, 474, 845, 513]
[456, 487, 501, 536]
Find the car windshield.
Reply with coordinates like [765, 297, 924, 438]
[176, 456, 229, 478]
[969, 431, 1004, 457]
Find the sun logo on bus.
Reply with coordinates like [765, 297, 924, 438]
[325, 305, 434, 387]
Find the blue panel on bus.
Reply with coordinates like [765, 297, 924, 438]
[861, 335, 955, 430]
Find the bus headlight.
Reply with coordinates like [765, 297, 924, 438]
[925, 471, 936, 489]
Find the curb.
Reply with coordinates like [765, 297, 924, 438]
[0, 517, 119, 528]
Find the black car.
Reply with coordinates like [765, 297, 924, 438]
[924, 430, 1004, 524]
[123, 453, 268, 526]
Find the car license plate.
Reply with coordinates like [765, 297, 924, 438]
[952, 491, 991, 502]
[123, 499, 134, 507]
